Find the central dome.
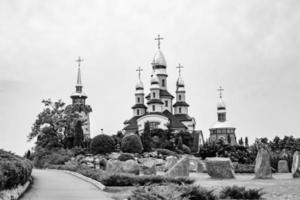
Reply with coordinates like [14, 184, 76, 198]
[153, 49, 167, 66]
[217, 98, 226, 109]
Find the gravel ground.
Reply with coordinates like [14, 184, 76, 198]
[191, 172, 300, 200]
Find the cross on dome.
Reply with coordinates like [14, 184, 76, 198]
[75, 56, 84, 67]
[136, 66, 143, 80]
[176, 63, 184, 76]
[218, 86, 224, 98]
[155, 34, 164, 49]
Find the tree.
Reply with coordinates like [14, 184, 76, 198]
[238, 137, 244, 146]
[245, 137, 249, 147]
[73, 121, 84, 147]
[90, 134, 115, 154]
[121, 135, 143, 153]
[141, 122, 152, 152]
[227, 134, 231, 144]
[28, 99, 92, 149]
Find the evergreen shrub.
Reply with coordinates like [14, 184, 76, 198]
[90, 134, 115, 154]
[121, 135, 143, 153]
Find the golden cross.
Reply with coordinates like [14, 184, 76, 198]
[155, 34, 164, 49]
[176, 63, 184, 76]
[217, 86, 224, 98]
[75, 56, 84, 67]
[136, 66, 143, 79]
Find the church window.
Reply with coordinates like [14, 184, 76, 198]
[153, 92, 156, 98]
[137, 109, 140, 115]
[137, 97, 140, 103]
[162, 79, 165, 87]
[179, 95, 182, 101]
[149, 122, 160, 130]
[179, 107, 182, 114]
[152, 105, 155, 111]
[165, 100, 168, 107]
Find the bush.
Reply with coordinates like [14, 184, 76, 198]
[118, 153, 135, 161]
[219, 185, 264, 199]
[121, 135, 143, 154]
[128, 184, 217, 200]
[0, 149, 33, 190]
[156, 149, 178, 158]
[90, 134, 115, 154]
[182, 144, 191, 154]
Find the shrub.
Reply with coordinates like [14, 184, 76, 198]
[128, 184, 217, 200]
[156, 149, 178, 158]
[182, 144, 191, 154]
[0, 149, 33, 190]
[118, 153, 135, 161]
[90, 134, 115, 154]
[121, 135, 143, 154]
[219, 185, 264, 199]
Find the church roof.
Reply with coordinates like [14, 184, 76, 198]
[162, 110, 187, 129]
[174, 114, 193, 122]
[147, 99, 164, 105]
[131, 104, 147, 109]
[123, 116, 140, 131]
[210, 121, 235, 129]
[70, 92, 87, 98]
[146, 90, 174, 99]
[173, 101, 190, 107]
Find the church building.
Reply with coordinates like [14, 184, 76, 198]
[123, 35, 200, 137]
[209, 87, 237, 145]
[69, 57, 91, 140]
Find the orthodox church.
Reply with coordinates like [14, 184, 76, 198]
[69, 57, 91, 140]
[123, 35, 200, 136]
[209, 87, 237, 145]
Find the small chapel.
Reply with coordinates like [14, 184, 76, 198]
[123, 35, 202, 139]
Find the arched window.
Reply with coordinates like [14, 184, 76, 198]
[165, 100, 168, 107]
[179, 95, 182, 101]
[179, 107, 182, 114]
[153, 92, 156, 98]
[137, 109, 140, 115]
[152, 105, 155, 111]
[137, 97, 140, 103]
[162, 79, 165, 87]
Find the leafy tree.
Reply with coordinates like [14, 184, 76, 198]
[90, 134, 115, 154]
[245, 137, 249, 147]
[121, 134, 143, 153]
[73, 121, 84, 147]
[141, 122, 152, 152]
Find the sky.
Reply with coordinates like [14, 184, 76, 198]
[0, 0, 299, 155]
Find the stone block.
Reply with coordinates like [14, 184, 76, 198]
[166, 156, 189, 177]
[278, 160, 289, 173]
[292, 151, 300, 178]
[206, 157, 235, 179]
[255, 149, 272, 179]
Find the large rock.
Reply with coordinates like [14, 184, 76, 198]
[197, 160, 206, 173]
[107, 160, 123, 173]
[166, 156, 189, 177]
[255, 149, 272, 179]
[292, 151, 300, 178]
[206, 158, 235, 179]
[164, 156, 178, 172]
[189, 157, 198, 172]
[278, 160, 289, 173]
[140, 163, 156, 175]
[122, 160, 140, 175]
[109, 152, 121, 160]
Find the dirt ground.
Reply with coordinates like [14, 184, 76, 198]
[191, 172, 300, 200]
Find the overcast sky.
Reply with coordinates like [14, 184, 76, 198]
[0, 0, 299, 155]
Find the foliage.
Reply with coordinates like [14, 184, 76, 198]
[141, 122, 153, 152]
[177, 136, 183, 150]
[156, 149, 179, 158]
[73, 121, 84, 147]
[121, 135, 143, 154]
[118, 153, 135, 161]
[0, 149, 33, 190]
[219, 185, 264, 199]
[90, 134, 115, 154]
[128, 184, 217, 200]
[176, 131, 194, 149]
[182, 144, 191, 154]
[238, 137, 244, 146]
[28, 99, 92, 150]
[111, 131, 124, 150]
[245, 137, 249, 147]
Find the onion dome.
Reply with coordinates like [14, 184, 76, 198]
[176, 76, 185, 87]
[150, 73, 160, 89]
[217, 98, 226, 110]
[135, 79, 144, 90]
[153, 49, 167, 67]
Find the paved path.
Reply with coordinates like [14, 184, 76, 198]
[21, 169, 113, 200]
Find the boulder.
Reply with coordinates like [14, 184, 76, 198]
[278, 160, 289, 173]
[122, 160, 140, 175]
[189, 157, 198, 172]
[107, 160, 123, 173]
[255, 149, 272, 179]
[292, 151, 300, 178]
[99, 158, 108, 170]
[109, 152, 121, 160]
[206, 157, 235, 179]
[164, 156, 178, 172]
[140, 164, 156, 175]
[197, 160, 206, 173]
[166, 156, 189, 177]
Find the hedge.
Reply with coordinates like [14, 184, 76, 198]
[0, 149, 33, 190]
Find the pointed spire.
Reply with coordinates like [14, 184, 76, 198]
[75, 56, 84, 86]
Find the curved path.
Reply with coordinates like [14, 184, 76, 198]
[21, 169, 113, 200]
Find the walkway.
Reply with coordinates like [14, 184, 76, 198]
[21, 169, 113, 200]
